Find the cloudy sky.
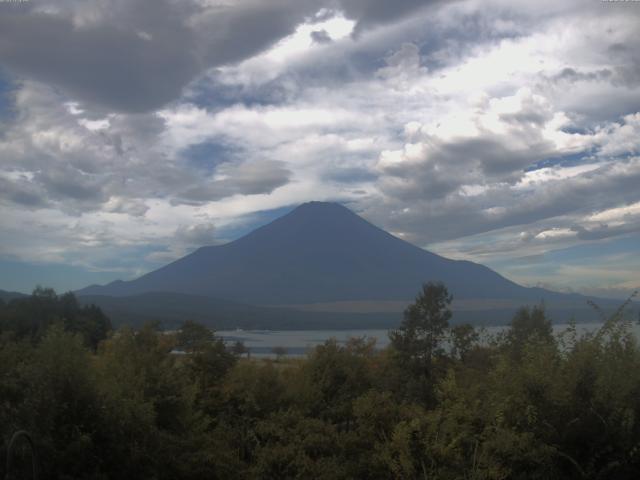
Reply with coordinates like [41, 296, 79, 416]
[0, 0, 639, 298]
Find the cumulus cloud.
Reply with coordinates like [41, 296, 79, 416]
[0, 173, 48, 208]
[0, 0, 441, 113]
[103, 197, 149, 217]
[373, 87, 589, 211]
[311, 30, 333, 44]
[375, 43, 429, 91]
[0, 79, 295, 215]
[595, 113, 640, 157]
[0, 0, 307, 112]
[339, 0, 442, 32]
[173, 160, 291, 205]
[0, 0, 200, 113]
[175, 222, 217, 247]
[1, 0, 639, 296]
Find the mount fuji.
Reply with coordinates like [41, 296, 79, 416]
[77, 202, 625, 328]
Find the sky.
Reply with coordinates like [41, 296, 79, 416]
[0, 0, 639, 298]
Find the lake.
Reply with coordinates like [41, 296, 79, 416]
[218, 322, 630, 357]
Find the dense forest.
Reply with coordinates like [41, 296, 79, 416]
[1, 284, 640, 479]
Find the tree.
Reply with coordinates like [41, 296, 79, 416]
[387, 282, 452, 403]
[272, 346, 288, 361]
[189, 339, 237, 391]
[0, 288, 111, 348]
[300, 339, 374, 425]
[390, 282, 452, 366]
[176, 320, 214, 353]
[450, 323, 479, 362]
[232, 340, 248, 357]
[506, 304, 553, 354]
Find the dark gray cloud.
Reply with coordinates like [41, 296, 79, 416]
[440, 137, 551, 178]
[1, 161, 111, 214]
[604, 38, 640, 88]
[104, 197, 149, 217]
[378, 136, 555, 204]
[0, 0, 319, 113]
[0, 1, 199, 113]
[175, 222, 217, 247]
[0, 80, 291, 214]
[37, 167, 106, 203]
[1, 0, 640, 297]
[551, 67, 613, 84]
[545, 63, 640, 94]
[196, 1, 315, 66]
[0, 0, 442, 113]
[0, 175, 48, 208]
[371, 158, 640, 244]
[173, 160, 291, 205]
[571, 222, 640, 241]
[338, 0, 441, 32]
[321, 165, 378, 184]
[311, 30, 333, 44]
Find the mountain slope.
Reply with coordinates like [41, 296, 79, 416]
[77, 292, 401, 330]
[78, 201, 581, 307]
[0, 289, 28, 303]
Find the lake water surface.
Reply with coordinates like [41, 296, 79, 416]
[218, 322, 632, 357]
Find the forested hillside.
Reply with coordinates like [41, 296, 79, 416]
[1, 286, 639, 479]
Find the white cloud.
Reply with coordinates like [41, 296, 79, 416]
[79, 117, 111, 131]
[1, 0, 639, 295]
[595, 113, 640, 157]
[588, 201, 640, 223]
[265, 14, 355, 63]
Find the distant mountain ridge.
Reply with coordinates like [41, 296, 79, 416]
[0, 289, 28, 303]
[77, 292, 402, 330]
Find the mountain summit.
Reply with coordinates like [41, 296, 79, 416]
[78, 201, 560, 307]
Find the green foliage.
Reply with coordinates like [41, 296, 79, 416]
[272, 345, 288, 360]
[2, 284, 640, 479]
[232, 340, 248, 356]
[450, 323, 479, 361]
[300, 338, 374, 425]
[0, 287, 111, 349]
[506, 304, 554, 352]
[388, 282, 453, 403]
[176, 319, 215, 352]
[390, 282, 453, 364]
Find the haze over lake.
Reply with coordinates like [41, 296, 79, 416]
[219, 322, 637, 357]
